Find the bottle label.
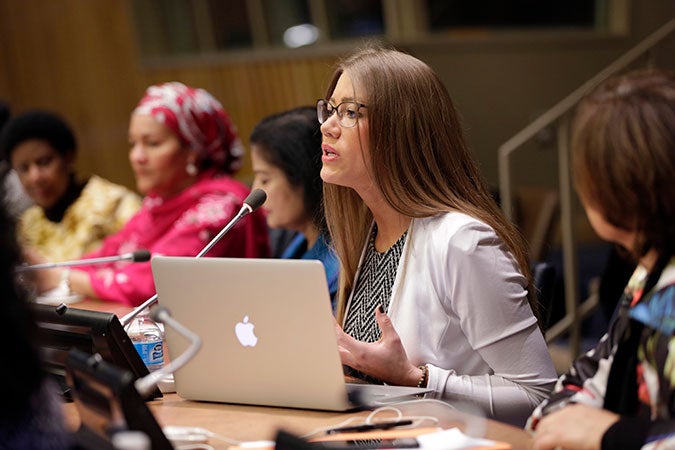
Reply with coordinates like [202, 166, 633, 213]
[133, 341, 164, 367]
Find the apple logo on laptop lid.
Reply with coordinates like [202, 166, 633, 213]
[235, 316, 258, 347]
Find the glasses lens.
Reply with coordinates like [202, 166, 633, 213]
[338, 102, 358, 128]
[317, 100, 328, 124]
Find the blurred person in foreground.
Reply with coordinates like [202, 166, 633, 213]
[0, 171, 68, 449]
[27, 82, 270, 306]
[529, 70, 675, 450]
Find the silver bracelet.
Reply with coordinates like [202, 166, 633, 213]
[59, 268, 72, 295]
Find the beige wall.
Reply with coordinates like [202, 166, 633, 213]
[1, 0, 673, 193]
[409, 0, 675, 186]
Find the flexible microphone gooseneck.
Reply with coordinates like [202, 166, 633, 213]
[134, 306, 202, 397]
[194, 188, 267, 258]
[120, 189, 267, 327]
[16, 249, 152, 272]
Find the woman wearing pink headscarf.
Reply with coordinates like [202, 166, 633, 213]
[30, 82, 270, 305]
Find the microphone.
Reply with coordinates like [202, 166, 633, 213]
[120, 189, 267, 327]
[16, 249, 152, 272]
[134, 306, 202, 397]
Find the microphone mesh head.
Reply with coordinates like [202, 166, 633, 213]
[149, 305, 169, 322]
[132, 249, 152, 262]
[244, 189, 267, 212]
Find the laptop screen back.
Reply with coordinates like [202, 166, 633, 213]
[151, 256, 351, 411]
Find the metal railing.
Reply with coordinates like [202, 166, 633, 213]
[498, 17, 675, 356]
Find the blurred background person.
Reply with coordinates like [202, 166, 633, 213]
[0, 100, 33, 218]
[0, 110, 141, 262]
[250, 106, 339, 307]
[529, 70, 675, 450]
[27, 82, 270, 306]
[0, 171, 69, 449]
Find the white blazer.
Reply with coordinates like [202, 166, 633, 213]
[343, 212, 557, 426]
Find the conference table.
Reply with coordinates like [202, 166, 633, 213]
[60, 299, 534, 450]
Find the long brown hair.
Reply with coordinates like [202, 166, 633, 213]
[572, 69, 675, 261]
[323, 45, 536, 323]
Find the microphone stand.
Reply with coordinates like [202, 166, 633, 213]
[16, 250, 150, 272]
[134, 306, 202, 397]
[120, 192, 264, 327]
[195, 200, 256, 258]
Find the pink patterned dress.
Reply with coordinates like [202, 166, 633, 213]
[77, 170, 270, 305]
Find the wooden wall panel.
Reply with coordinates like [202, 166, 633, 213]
[0, 0, 339, 189]
[2, 0, 674, 191]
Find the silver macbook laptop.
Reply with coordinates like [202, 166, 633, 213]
[151, 256, 430, 411]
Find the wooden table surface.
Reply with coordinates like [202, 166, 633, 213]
[61, 298, 533, 450]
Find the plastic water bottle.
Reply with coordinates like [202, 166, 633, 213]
[126, 310, 164, 372]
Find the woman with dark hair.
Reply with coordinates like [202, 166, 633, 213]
[0, 173, 68, 449]
[318, 45, 556, 426]
[250, 106, 339, 305]
[28, 82, 270, 306]
[0, 100, 34, 218]
[0, 110, 141, 262]
[529, 70, 675, 450]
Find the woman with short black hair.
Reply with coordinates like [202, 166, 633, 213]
[0, 110, 141, 262]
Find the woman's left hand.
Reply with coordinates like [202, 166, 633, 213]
[532, 403, 619, 450]
[334, 306, 422, 386]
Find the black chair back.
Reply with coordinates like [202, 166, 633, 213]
[532, 262, 556, 330]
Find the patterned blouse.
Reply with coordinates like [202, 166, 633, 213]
[343, 224, 407, 383]
[528, 257, 675, 449]
[18, 176, 141, 262]
[344, 224, 408, 342]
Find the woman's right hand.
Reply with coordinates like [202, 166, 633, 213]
[532, 404, 618, 450]
[333, 307, 424, 387]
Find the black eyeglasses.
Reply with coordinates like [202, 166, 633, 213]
[316, 99, 367, 128]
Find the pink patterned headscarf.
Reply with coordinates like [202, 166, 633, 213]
[133, 82, 244, 174]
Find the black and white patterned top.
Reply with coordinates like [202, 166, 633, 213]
[344, 224, 408, 343]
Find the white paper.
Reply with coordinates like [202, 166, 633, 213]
[34, 286, 83, 305]
[416, 427, 497, 450]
